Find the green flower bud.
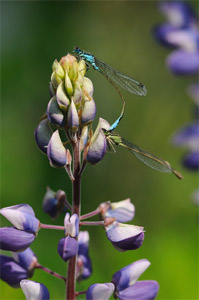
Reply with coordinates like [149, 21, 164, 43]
[56, 82, 70, 112]
[65, 71, 73, 96]
[73, 81, 82, 106]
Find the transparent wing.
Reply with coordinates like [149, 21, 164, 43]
[120, 138, 183, 179]
[95, 58, 147, 96]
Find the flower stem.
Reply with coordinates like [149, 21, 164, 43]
[80, 220, 104, 226]
[36, 263, 66, 281]
[39, 224, 65, 230]
[66, 136, 81, 300]
[80, 208, 101, 220]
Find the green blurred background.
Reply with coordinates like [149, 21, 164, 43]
[1, 1, 198, 299]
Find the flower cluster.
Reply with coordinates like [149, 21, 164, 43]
[153, 1, 199, 202]
[1, 52, 160, 300]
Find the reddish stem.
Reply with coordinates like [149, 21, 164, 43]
[80, 208, 101, 220]
[80, 221, 104, 226]
[36, 264, 66, 281]
[66, 137, 81, 300]
[39, 223, 65, 231]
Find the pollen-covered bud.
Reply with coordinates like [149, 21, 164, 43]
[56, 82, 70, 112]
[47, 96, 65, 128]
[86, 118, 110, 164]
[0, 204, 39, 233]
[47, 130, 67, 168]
[105, 221, 144, 252]
[35, 119, 53, 154]
[99, 199, 135, 223]
[42, 187, 66, 219]
[67, 99, 79, 132]
[64, 213, 79, 238]
[86, 283, 115, 300]
[20, 280, 50, 300]
[57, 236, 79, 262]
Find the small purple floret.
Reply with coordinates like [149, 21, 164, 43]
[57, 236, 79, 262]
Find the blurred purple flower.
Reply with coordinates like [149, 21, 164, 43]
[42, 187, 66, 219]
[77, 231, 92, 280]
[183, 150, 199, 170]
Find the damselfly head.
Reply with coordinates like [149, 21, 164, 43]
[73, 47, 81, 54]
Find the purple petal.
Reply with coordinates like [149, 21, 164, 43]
[77, 231, 92, 280]
[0, 205, 39, 233]
[102, 199, 135, 223]
[165, 29, 198, 52]
[20, 280, 50, 300]
[47, 130, 67, 168]
[171, 121, 199, 150]
[0, 227, 36, 252]
[47, 96, 65, 128]
[112, 259, 151, 291]
[35, 119, 53, 154]
[87, 129, 107, 164]
[106, 221, 144, 251]
[57, 236, 79, 262]
[167, 49, 199, 75]
[159, 1, 195, 28]
[153, 24, 180, 47]
[117, 280, 159, 300]
[183, 150, 199, 170]
[12, 248, 37, 271]
[86, 283, 115, 300]
[0, 255, 28, 287]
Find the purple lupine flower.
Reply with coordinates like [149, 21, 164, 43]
[105, 220, 144, 251]
[112, 259, 159, 300]
[183, 150, 199, 170]
[42, 187, 66, 218]
[0, 248, 37, 287]
[171, 121, 199, 149]
[47, 96, 65, 128]
[87, 118, 110, 164]
[77, 231, 92, 280]
[47, 130, 67, 168]
[12, 248, 37, 273]
[34, 119, 53, 154]
[86, 283, 115, 300]
[20, 280, 50, 300]
[0, 255, 28, 287]
[99, 198, 135, 223]
[64, 213, 79, 238]
[57, 236, 79, 262]
[0, 227, 36, 252]
[0, 204, 39, 233]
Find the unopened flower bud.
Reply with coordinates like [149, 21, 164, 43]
[81, 98, 96, 126]
[87, 118, 110, 164]
[67, 99, 79, 132]
[47, 96, 65, 128]
[82, 77, 94, 100]
[56, 82, 70, 112]
[42, 187, 66, 218]
[65, 71, 73, 96]
[47, 130, 67, 168]
[35, 119, 53, 154]
[73, 81, 82, 105]
[86, 283, 115, 300]
[57, 236, 79, 262]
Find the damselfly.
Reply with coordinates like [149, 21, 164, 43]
[73, 47, 147, 131]
[103, 130, 183, 179]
